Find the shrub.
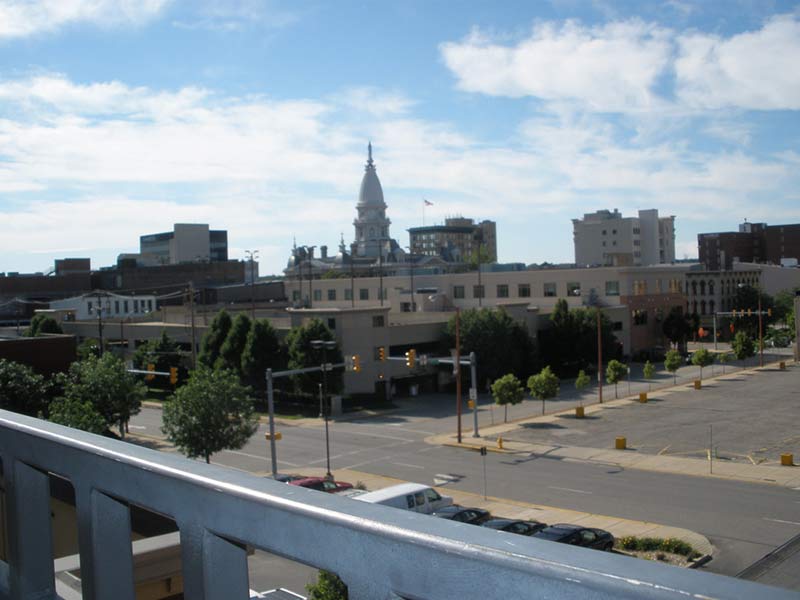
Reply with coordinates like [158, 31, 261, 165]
[619, 536, 700, 558]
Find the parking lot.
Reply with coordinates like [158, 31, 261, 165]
[502, 364, 800, 465]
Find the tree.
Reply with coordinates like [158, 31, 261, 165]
[718, 352, 732, 374]
[241, 319, 285, 393]
[527, 366, 560, 415]
[198, 310, 232, 368]
[216, 313, 252, 374]
[691, 348, 714, 380]
[491, 373, 525, 423]
[662, 307, 691, 349]
[59, 354, 145, 437]
[0, 359, 48, 417]
[605, 360, 627, 399]
[664, 350, 682, 385]
[285, 319, 343, 395]
[575, 369, 591, 393]
[133, 331, 183, 389]
[731, 331, 755, 366]
[307, 570, 348, 600]
[49, 396, 107, 435]
[444, 308, 536, 387]
[162, 368, 258, 463]
[642, 360, 655, 391]
[732, 286, 774, 337]
[24, 313, 63, 337]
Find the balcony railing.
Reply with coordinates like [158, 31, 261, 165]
[0, 409, 794, 599]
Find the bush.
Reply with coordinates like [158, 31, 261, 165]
[618, 536, 700, 558]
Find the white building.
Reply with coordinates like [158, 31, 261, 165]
[50, 292, 158, 321]
[573, 209, 675, 267]
[138, 224, 228, 265]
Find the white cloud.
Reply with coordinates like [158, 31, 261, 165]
[675, 15, 800, 110]
[440, 20, 673, 111]
[333, 87, 415, 117]
[0, 0, 170, 38]
[171, 0, 299, 32]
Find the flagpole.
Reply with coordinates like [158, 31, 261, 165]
[422, 198, 426, 226]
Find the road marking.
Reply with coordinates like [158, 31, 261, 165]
[224, 449, 299, 466]
[128, 425, 146, 430]
[548, 486, 593, 495]
[336, 429, 413, 442]
[657, 445, 671, 455]
[391, 462, 425, 469]
[764, 517, 800, 526]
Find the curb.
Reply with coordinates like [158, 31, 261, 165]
[689, 554, 714, 569]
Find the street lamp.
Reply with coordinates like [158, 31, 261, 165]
[404, 247, 416, 312]
[245, 250, 259, 320]
[91, 292, 111, 356]
[311, 339, 337, 478]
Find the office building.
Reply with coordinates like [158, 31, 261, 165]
[409, 217, 497, 263]
[698, 221, 800, 270]
[139, 224, 228, 265]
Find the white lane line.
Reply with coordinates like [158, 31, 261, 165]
[334, 430, 413, 442]
[391, 462, 425, 469]
[548, 486, 593, 495]
[224, 449, 299, 466]
[764, 517, 800, 526]
[128, 425, 146, 430]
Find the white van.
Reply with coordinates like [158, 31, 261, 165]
[353, 483, 453, 514]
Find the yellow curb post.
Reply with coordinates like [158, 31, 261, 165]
[575, 406, 585, 418]
[497, 436, 504, 450]
[615, 436, 627, 450]
[693, 379, 702, 390]
[639, 392, 648, 403]
[781, 453, 794, 466]
[780, 361, 786, 370]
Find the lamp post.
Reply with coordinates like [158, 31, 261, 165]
[245, 250, 259, 320]
[91, 292, 110, 356]
[405, 247, 416, 312]
[476, 241, 483, 308]
[311, 339, 337, 478]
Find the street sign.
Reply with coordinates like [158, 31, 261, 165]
[265, 432, 282, 441]
[469, 388, 477, 401]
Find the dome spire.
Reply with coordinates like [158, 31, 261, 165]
[367, 141, 373, 168]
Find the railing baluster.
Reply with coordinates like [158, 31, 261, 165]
[6, 459, 54, 598]
[179, 522, 249, 599]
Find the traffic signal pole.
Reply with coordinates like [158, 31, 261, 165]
[455, 308, 462, 444]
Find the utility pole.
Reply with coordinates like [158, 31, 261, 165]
[456, 308, 462, 443]
[470, 351, 479, 438]
[266, 368, 278, 477]
[246, 249, 258, 320]
[477, 242, 483, 308]
[188, 282, 197, 368]
[597, 308, 603, 404]
[93, 291, 107, 356]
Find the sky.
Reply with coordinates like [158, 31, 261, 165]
[1, 0, 799, 276]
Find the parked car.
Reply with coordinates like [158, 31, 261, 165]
[267, 473, 306, 483]
[432, 506, 492, 525]
[289, 477, 354, 493]
[533, 524, 614, 551]
[481, 518, 547, 536]
[353, 483, 453, 514]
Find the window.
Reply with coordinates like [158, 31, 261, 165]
[313, 289, 322, 302]
[114, 300, 120, 314]
[633, 280, 647, 295]
[518, 283, 531, 298]
[359, 288, 369, 300]
[633, 240, 640, 246]
[602, 230, 607, 235]
[292, 290, 300, 301]
[613, 321, 623, 331]
[147, 300, 153, 312]
[327, 318, 336, 330]
[327, 289, 336, 301]
[133, 300, 139, 313]
[372, 315, 385, 328]
[414, 492, 425, 507]
[633, 227, 640, 234]
[123, 300, 129, 312]
[612, 229, 617, 235]
[344, 288, 352, 301]
[406, 495, 415, 509]
[453, 285, 465, 299]
[567, 282, 581, 297]
[497, 284, 509, 298]
[425, 488, 442, 502]
[605, 281, 620, 296]
[473, 285, 485, 299]
[633, 309, 648, 325]
[544, 282, 557, 297]
[87, 301, 93, 313]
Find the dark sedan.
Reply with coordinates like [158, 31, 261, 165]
[533, 524, 615, 551]
[432, 506, 492, 525]
[481, 518, 547, 536]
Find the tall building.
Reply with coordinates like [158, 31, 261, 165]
[353, 142, 394, 259]
[139, 224, 228, 265]
[572, 209, 675, 267]
[698, 221, 800, 270]
[409, 217, 497, 263]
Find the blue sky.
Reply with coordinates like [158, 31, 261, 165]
[1, 0, 799, 276]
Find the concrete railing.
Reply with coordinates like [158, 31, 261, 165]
[0, 409, 794, 600]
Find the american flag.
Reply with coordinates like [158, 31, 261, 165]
[424, 199, 433, 206]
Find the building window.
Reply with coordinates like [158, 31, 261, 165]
[633, 309, 648, 325]
[133, 300, 139, 313]
[567, 282, 581, 297]
[87, 301, 93, 313]
[313, 289, 322, 302]
[633, 227, 640, 234]
[605, 281, 620, 296]
[292, 290, 300, 301]
[372, 315, 385, 327]
[327, 318, 336, 330]
[327, 289, 336, 301]
[497, 284, 509, 298]
[147, 300, 153, 312]
[473, 285, 485, 299]
[602, 230, 607, 235]
[633, 280, 647, 295]
[613, 321, 623, 331]
[544, 282, 557, 297]
[124, 300, 129, 313]
[360, 288, 369, 301]
[612, 229, 617, 235]
[114, 300, 120, 314]
[453, 285, 465, 299]
[344, 288, 352, 301]
[518, 283, 531, 298]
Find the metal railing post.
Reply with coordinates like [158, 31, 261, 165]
[470, 351, 480, 438]
[266, 368, 278, 478]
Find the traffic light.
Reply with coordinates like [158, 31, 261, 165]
[352, 354, 361, 372]
[378, 346, 386, 362]
[767, 308, 772, 317]
[747, 308, 752, 316]
[405, 349, 416, 368]
[169, 367, 178, 385]
[146, 363, 155, 382]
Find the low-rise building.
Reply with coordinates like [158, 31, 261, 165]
[698, 220, 800, 270]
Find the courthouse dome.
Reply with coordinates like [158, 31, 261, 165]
[357, 142, 385, 207]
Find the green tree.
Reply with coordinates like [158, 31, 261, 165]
[527, 366, 560, 415]
[216, 313, 252, 374]
[198, 309, 232, 368]
[49, 396, 107, 434]
[0, 359, 49, 417]
[162, 368, 258, 463]
[24, 314, 63, 337]
[662, 307, 691, 349]
[444, 307, 536, 387]
[77, 338, 101, 361]
[241, 319, 285, 393]
[731, 331, 755, 366]
[60, 354, 145, 437]
[718, 352, 732, 374]
[642, 360, 655, 391]
[285, 319, 343, 395]
[664, 350, 682, 385]
[691, 348, 714, 379]
[133, 331, 183, 389]
[306, 570, 348, 600]
[605, 360, 627, 399]
[732, 286, 774, 337]
[575, 369, 591, 393]
[491, 373, 525, 423]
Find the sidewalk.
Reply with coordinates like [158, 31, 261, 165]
[269, 465, 713, 562]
